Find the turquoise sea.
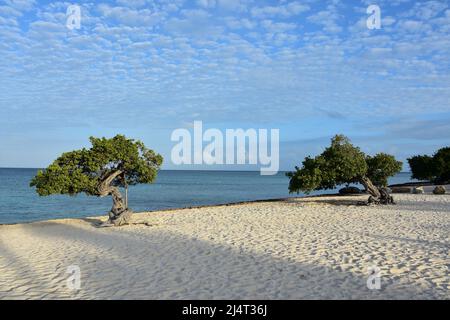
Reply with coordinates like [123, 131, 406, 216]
[0, 169, 414, 224]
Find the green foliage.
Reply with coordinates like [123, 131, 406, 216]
[366, 153, 403, 187]
[287, 135, 402, 194]
[30, 135, 163, 197]
[433, 147, 450, 183]
[407, 155, 436, 181]
[287, 135, 367, 194]
[287, 157, 326, 193]
[407, 147, 450, 183]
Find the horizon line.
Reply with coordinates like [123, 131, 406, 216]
[0, 167, 413, 174]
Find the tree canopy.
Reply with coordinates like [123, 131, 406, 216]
[407, 154, 436, 182]
[287, 135, 367, 193]
[366, 153, 403, 187]
[30, 135, 163, 226]
[433, 147, 450, 183]
[287, 135, 402, 204]
[31, 135, 162, 196]
[408, 147, 450, 183]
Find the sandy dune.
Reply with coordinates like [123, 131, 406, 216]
[0, 194, 449, 300]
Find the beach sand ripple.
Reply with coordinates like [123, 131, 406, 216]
[0, 194, 449, 299]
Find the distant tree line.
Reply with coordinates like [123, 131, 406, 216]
[408, 147, 450, 184]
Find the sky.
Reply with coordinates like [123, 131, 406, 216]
[0, 0, 449, 170]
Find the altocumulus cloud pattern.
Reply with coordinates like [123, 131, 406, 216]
[0, 0, 449, 169]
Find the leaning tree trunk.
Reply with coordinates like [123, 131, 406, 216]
[98, 170, 133, 226]
[359, 176, 395, 205]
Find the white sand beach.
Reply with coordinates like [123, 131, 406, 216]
[0, 193, 449, 300]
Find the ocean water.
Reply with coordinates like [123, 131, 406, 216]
[0, 169, 414, 224]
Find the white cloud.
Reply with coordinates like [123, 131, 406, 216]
[0, 5, 22, 17]
[0, 15, 18, 26]
[29, 20, 66, 34]
[216, 0, 247, 12]
[307, 8, 342, 33]
[225, 17, 255, 29]
[1, 0, 450, 169]
[383, 16, 396, 26]
[197, 0, 216, 9]
[260, 20, 297, 33]
[407, 1, 448, 20]
[165, 9, 225, 38]
[397, 19, 427, 32]
[97, 4, 165, 27]
[116, 0, 148, 9]
[3, 0, 35, 11]
[251, 1, 310, 18]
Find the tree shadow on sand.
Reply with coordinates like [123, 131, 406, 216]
[0, 221, 447, 300]
[285, 197, 369, 207]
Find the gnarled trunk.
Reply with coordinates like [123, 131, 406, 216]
[98, 170, 133, 226]
[359, 176, 395, 205]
